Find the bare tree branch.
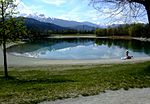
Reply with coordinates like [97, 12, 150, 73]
[90, 0, 149, 24]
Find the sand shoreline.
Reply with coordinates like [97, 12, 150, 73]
[49, 36, 150, 41]
[0, 46, 150, 67]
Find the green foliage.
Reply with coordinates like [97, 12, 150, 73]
[128, 24, 145, 37]
[95, 28, 107, 36]
[26, 27, 95, 41]
[0, 0, 27, 78]
[95, 23, 150, 38]
[0, 61, 150, 103]
[107, 27, 114, 36]
[0, 0, 27, 43]
[4, 17, 27, 42]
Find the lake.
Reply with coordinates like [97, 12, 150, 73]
[7, 38, 150, 60]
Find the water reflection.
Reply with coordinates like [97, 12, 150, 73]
[7, 38, 150, 59]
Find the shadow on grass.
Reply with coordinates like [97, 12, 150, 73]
[16, 78, 75, 83]
[0, 76, 16, 80]
[144, 65, 150, 73]
[0, 76, 75, 84]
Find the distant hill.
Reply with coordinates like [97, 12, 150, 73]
[71, 25, 96, 31]
[24, 18, 67, 32]
[48, 18, 99, 29]
[25, 14, 98, 31]
[81, 21, 99, 27]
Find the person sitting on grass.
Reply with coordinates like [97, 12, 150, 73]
[125, 50, 133, 59]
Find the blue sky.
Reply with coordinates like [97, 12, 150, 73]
[17, 0, 148, 25]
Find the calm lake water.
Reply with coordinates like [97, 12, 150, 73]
[7, 38, 150, 60]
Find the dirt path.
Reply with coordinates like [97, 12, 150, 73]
[40, 88, 150, 104]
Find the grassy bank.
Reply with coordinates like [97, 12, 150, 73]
[0, 62, 150, 104]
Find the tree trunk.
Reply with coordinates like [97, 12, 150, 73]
[1, 1, 8, 78]
[2, 38, 8, 78]
[0, 0, 8, 78]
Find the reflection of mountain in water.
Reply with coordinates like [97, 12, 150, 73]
[7, 38, 94, 53]
[7, 38, 150, 59]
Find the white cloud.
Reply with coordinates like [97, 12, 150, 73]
[16, 0, 103, 24]
[17, 1, 44, 16]
[41, 0, 67, 6]
[16, 0, 148, 25]
[54, 5, 105, 25]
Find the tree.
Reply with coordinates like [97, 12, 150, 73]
[0, 0, 26, 78]
[90, 0, 150, 24]
[128, 23, 145, 37]
[107, 27, 114, 36]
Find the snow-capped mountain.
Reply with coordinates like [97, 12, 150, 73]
[24, 14, 101, 29]
[24, 18, 67, 32]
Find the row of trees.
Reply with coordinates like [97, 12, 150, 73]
[95, 24, 150, 37]
[53, 29, 95, 35]
[25, 29, 95, 40]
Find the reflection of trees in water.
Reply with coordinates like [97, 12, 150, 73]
[7, 38, 150, 55]
[95, 38, 150, 55]
[7, 38, 94, 53]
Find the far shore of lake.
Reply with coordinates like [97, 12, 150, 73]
[49, 35, 150, 42]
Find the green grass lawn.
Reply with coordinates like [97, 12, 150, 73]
[0, 61, 150, 104]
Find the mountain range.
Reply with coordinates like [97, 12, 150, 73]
[24, 18, 67, 32]
[23, 14, 103, 31]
